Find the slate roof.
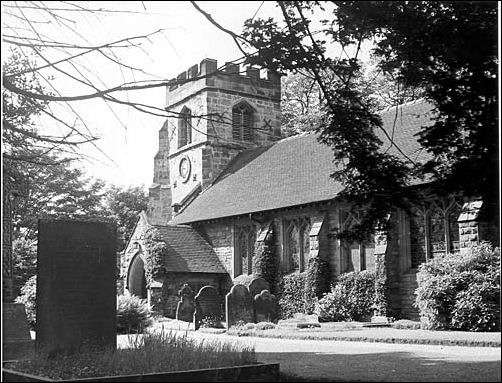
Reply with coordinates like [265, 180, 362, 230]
[171, 100, 436, 225]
[153, 224, 227, 274]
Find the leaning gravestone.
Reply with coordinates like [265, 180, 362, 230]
[36, 219, 116, 355]
[225, 284, 254, 329]
[193, 286, 222, 330]
[2, 303, 34, 360]
[176, 283, 195, 322]
[254, 290, 278, 323]
[248, 277, 270, 299]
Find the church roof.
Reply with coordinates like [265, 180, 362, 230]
[153, 224, 227, 274]
[171, 100, 435, 225]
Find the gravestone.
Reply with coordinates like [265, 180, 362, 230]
[36, 219, 116, 355]
[2, 303, 34, 360]
[248, 277, 270, 298]
[176, 283, 195, 322]
[193, 285, 222, 330]
[254, 289, 278, 323]
[225, 284, 254, 329]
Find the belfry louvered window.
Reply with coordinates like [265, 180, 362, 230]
[232, 102, 253, 141]
[178, 106, 192, 148]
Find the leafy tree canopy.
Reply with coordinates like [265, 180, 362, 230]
[241, 1, 498, 240]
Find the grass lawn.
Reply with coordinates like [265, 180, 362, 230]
[149, 316, 501, 348]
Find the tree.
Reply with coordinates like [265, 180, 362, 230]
[281, 73, 323, 136]
[104, 185, 148, 251]
[12, 237, 37, 298]
[11, 162, 107, 240]
[217, 1, 498, 240]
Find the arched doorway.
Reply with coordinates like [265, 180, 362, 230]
[127, 253, 147, 298]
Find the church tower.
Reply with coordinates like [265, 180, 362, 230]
[147, 59, 282, 224]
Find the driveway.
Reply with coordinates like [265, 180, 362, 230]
[121, 331, 500, 382]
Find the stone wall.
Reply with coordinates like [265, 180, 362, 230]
[399, 271, 419, 320]
[164, 59, 282, 208]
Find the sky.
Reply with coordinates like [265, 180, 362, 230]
[2, 1, 284, 189]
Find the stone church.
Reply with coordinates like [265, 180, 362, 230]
[120, 58, 495, 320]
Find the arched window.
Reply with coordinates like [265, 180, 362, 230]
[283, 217, 311, 273]
[409, 198, 462, 269]
[232, 102, 253, 141]
[178, 107, 192, 148]
[234, 224, 256, 277]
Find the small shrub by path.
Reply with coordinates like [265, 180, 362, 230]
[6, 330, 256, 380]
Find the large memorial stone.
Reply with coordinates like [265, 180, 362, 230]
[36, 219, 116, 355]
[176, 283, 195, 322]
[225, 284, 254, 329]
[193, 285, 222, 330]
[248, 277, 270, 299]
[2, 303, 34, 360]
[254, 290, 278, 323]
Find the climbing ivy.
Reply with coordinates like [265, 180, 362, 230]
[142, 227, 168, 285]
[253, 224, 280, 295]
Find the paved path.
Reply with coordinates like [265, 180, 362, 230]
[119, 331, 501, 382]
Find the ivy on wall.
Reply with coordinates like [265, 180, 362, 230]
[142, 227, 168, 285]
[253, 224, 280, 295]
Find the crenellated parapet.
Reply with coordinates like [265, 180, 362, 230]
[165, 58, 281, 109]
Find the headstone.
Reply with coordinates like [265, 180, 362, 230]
[225, 284, 254, 329]
[193, 285, 222, 330]
[254, 289, 278, 323]
[176, 283, 195, 322]
[2, 303, 34, 360]
[36, 219, 116, 355]
[248, 277, 270, 299]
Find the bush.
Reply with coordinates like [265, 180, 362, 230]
[116, 294, 153, 333]
[14, 275, 37, 329]
[317, 270, 376, 322]
[278, 272, 307, 319]
[255, 322, 276, 330]
[391, 319, 421, 330]
[415, 242, 500, 331]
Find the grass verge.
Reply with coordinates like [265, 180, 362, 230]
[5, 330, 256, 380]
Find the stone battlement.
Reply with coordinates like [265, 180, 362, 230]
[167, 58, 280, 92]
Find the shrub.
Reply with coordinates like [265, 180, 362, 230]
[14, 275, 37, 329]
[200, 315, 224, 329]
[391, 319, 421, 330]
[317, 270, 376, 322]
[305, 257, 331, 313]
[278, 272, 307, 319]
[253, 225, 280, 294]
[116, 294, 153, 333]
[255, 322, 276, 330]
[415, 242, 500, 331]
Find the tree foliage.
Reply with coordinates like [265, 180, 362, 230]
[105, 185, 148, 251]
[12, 238, 37, 298]
[238, 1, 498, 240]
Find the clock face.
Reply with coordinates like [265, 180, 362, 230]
[179, 156, 191, 183]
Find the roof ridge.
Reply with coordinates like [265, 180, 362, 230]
[378, 98, 428, 114]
